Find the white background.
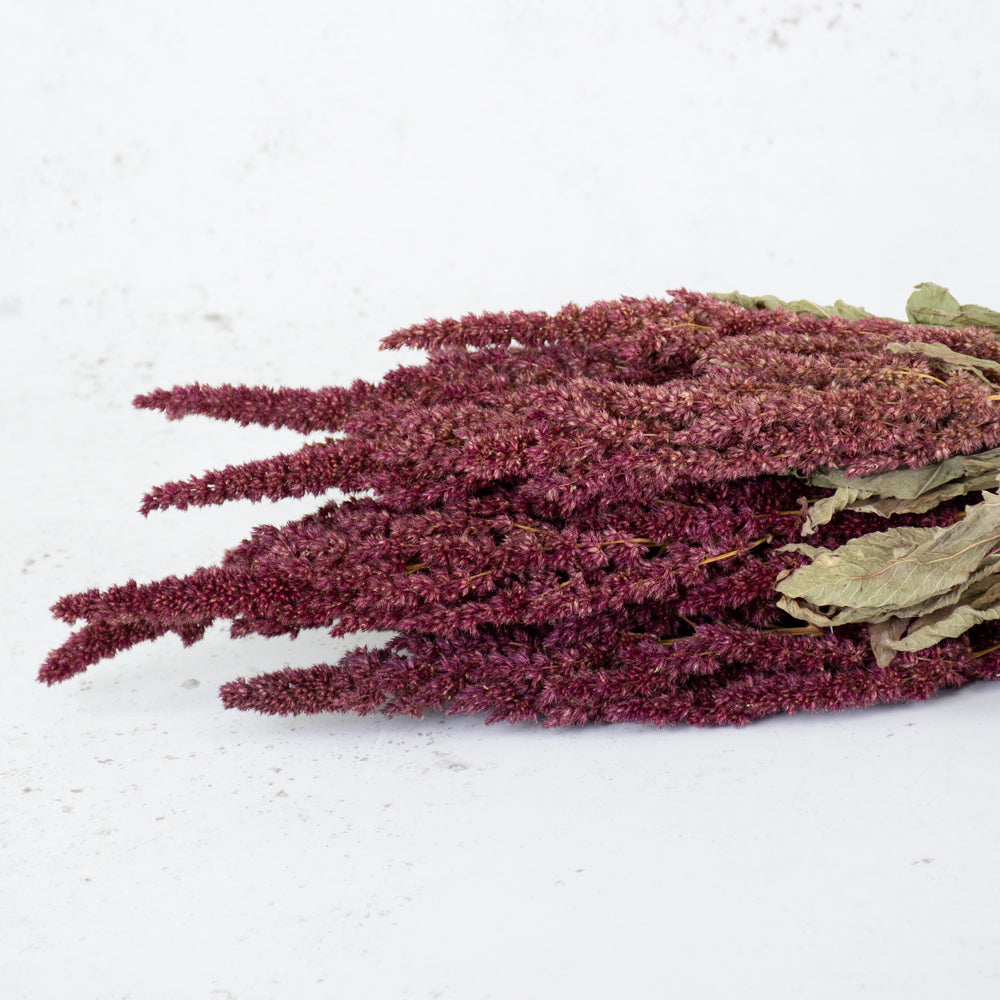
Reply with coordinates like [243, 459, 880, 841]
[4, 1, 1000, 997]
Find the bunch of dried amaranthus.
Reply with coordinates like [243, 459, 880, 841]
[41, 283, 1000, 725]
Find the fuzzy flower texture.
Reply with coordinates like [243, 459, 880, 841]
[41, 289, 1000, 725]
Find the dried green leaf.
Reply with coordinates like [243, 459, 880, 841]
[868, 617, 909, 668]
[810, 458, 968, 501]
[801, 448, 1000, 534]
[880, 553, 1000, 620]
[776, 492, 1000, 617]
[713, 281, 1000, 330]
[905, 282, 962, 325]
[886, 576, 1000, 653]
[773, 596, 877, 629]
[779, 551, 1000, 633]
[710, 291, 788, 312]
[829, 299, 873, 321]
[709, 291, 873, 320]
[838, 478, 999, 520]
[799, 489, 863, 535]
[886, 340, 1000, 385]
[955, 304, 1000, 332]
[905, 281, 1000, 331]
[783, 298, 836, 318]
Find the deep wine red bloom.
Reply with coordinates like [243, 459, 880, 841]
[42, 289, 1000, 725]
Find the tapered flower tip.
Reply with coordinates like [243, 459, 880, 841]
[38, 649, 77, 685]
[51, 589, 101, 624]
[133, 387, 185, 416]
[217, 677, 257, 710]
[219, 666, 344, 716]
[139, 488, 171, 516]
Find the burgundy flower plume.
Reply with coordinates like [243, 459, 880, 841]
[41, 287, 1000, 725]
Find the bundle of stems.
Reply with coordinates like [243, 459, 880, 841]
[41, 287, 1000, 725]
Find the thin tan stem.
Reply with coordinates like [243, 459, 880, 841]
[696, 534, 772, 566]
[970, 643, 1000, 660]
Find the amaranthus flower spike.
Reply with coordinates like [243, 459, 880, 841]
[42, 283, 1000, 725]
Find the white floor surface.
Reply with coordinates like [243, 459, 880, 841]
[4, 3, 1000, 997]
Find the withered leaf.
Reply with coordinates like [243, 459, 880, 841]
[710, 290, 874, 320]
[778, 494, 1000, 664]
[776, 492, 1000, 623]
[886, 340, 1000, 386]
[905, 281, 1000, 332]
[712, 281, 1000, 332]
[868, 617, 910, 668]
[885, 575, 1000, 655]
[801, 448, 1000, 534]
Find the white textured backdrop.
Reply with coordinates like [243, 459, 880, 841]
[4, 2, 1000, 997]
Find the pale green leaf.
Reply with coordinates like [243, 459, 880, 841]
[905, 282, 961, 325]
[777, 551, 1000, 631]
[886, 576, 1000, 653]
[840, 478, 1000, 520]
[712, 281, 999, 329]
[800, 489, 863, 535]
[774, 594, 883, 628]
[886, 340, 1000, 385]
[809, 457, 969, 501]
[773, 542, 831, 561]
[882, 553, 1000, 620]
[955, 303, 1000, 332]
[709, 291, 873, 320]
[831, 299, 873, 321]
[904, 281, 1000, 331]
[784, 298, 834, 317]
[801, 449, 1000, 534]
[776, 492, 1000, 615]
[868, 617, 910, 668]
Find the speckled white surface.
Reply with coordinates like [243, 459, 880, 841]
[4, 2, 1000, 997]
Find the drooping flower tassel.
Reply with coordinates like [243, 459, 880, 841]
[42, 283, 1000, 725]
